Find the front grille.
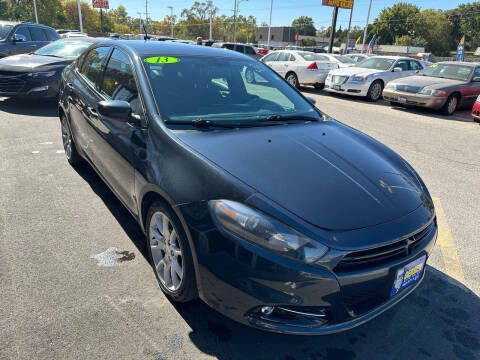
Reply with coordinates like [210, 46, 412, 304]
[335, 220, 436, 273]
[333, 75, 349, 84]
[396, 85, 421, 93]
[0, 75, 25, 93]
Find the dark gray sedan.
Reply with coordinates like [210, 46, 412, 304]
[383, 61, 480, 115]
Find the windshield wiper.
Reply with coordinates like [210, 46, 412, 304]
[263, 114, 321, 122]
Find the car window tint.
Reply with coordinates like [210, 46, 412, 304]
[224, 44, 235, 50]
[100, 49, 139, 114]
[14, 26, 32, 41]
[245, 46, 256, 55]
[29, 27, 47, 41]
[395, 60, 409, 71]
[409, 60, 423, 71]
[235, 45, 245, 53]
[277, 53, 289, 61]
[79, 46, 110, 88]
[263, 52, 278, 62]
[472, 67, 480, 79]
[45, 28, 59, 41]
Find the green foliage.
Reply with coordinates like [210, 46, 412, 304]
[373, 2, 420, 45]
[301, 38, 316, 46]
[292, 16, 316, 36]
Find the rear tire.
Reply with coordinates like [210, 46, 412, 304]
[286, 72, 299, 89]
[314, 83, 325, 90]
[441, 94, 459, 115]
[60, 113, 83, 166]
[366, 80, 383, 102]
[146, 202, 198, 303]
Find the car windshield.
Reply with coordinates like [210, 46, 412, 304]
[332, 55, 356, 64]
[34, 39, 93, 59]
[420, 64, 473, 81]
[143, 55, 321, 124]
[357, 58, 395, 70]
[298, 52, 326, 61]
[0, 24, 14, 40]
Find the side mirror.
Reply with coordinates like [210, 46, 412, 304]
[415, 70, 420, 74]
[305, 96, 316, 105]
[98, 100, 131, 121]
[12, 34, 26, 42]
[472, 76, 480, 82]
[393, 67, 403, 72]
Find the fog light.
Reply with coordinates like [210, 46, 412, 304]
[261, 306, 274, 315]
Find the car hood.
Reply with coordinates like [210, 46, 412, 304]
[391, 75, 466, 89]
[0, 54, 71, 72]
[175, 121, 426, 231]
[330, 67, 381, 77]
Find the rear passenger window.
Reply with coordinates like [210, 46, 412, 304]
[235, 45, 245, 53]
[262, 52, 278, 62]
[80, 46, 110, 88]
[409, 61, 423, 71]
[277, 53, 289, 61]
[100, 49, 139, 114]
[29, 27, 47, 41]
[14, 26, 31, 41]
[245, 46, 256, 55]
[44, 28, 59, 41]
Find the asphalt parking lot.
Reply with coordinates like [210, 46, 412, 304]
[1, 93, 479, 360]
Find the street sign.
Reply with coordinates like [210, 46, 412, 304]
[322, 0, 354, 9]
[92, 0, 109, 9]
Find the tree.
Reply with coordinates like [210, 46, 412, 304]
[292, 16, 316, 36]
[301, 38, 316, 46]
[414, 9, 452, 56]
[445, 2, 480, 50]
[63, 1, 100, 32]
[372, 3, 420, 45]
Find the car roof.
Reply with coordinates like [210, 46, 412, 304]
[0, 21, 20, 26]
[96, 40, 251, 60]
[59, 37, 103, 43]
[437, 61, 479, 67]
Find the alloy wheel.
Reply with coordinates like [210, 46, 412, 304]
[370, 82, 382, 100]
[287, 74, 297, 87]
[447, 96, 458, 115]
[61, 117, 72, 159]
[149, 211, 184, 291]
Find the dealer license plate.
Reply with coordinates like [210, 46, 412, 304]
[390, 255, 426, 297]
[334, 85, 341, 90]
[398, 96, 407, 103]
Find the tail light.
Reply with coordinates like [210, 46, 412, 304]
[307, 62, 318, 70]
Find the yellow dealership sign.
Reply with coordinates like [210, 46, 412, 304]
[322, 0, 354, 9]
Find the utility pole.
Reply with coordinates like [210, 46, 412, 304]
[267, 0, 273, 48]
[100, 9, 104, 33]
[345, 5, 353, 54]
[168, 6, 174, 37]
[328, 7, 338, 53]
[77, 0, 83, 33]
[137, 12, 142, 34]
[361, 0, 372, 54]
[233, 0, 238, 44]
[145, 0, 148, 32]
[208, 1, 213, 40]
[33, 0, 39, 23]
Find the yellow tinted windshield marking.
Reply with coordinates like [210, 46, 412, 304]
[144, 56, 180, 64]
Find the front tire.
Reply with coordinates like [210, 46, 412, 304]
[146, 202, 198, 303]
[366, 80, 383, 102]
[314, 83, 325, 90]
[441, 94, 459, 115]
[286, 72, 299, 89]
[60, 113, 83, 166]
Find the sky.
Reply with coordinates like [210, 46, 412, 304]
[106, 0, 473, 29]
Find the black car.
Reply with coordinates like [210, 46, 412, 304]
[0, 37, 100, 99]
[0, 21, 59, 58]
[58, 40, 437, 335]
[211, 42, 261, 59]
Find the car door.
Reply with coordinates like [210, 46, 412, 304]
[387, 59, 412, 82]
[274, 52, 290, 77]
[90, 48, 141, 211]
[261, 52, 279, 69]
[28, 26, 49, 52]
[68, 46, 111, 160]
[463, 67, 480, 107]
[8, 26, 35, 55]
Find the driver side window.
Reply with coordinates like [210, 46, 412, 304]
[14, 26, 31, 41]
[100, 48, 139, 115]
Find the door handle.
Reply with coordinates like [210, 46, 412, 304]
[30, 44, 37, 47]
[87, 107, 99, 118]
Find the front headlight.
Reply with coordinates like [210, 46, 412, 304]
[209, 200, 328, 264]
[419, 88, 446, 97]
[351, 75, 368, 82]
[27, 71, 56, 78]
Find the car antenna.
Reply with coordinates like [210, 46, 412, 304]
[142, 23, 151, 41]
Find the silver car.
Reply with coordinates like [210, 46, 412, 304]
[325, 56, 427, 102]
[383, 62, 480, 115]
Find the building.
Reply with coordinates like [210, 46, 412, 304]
[256, 26, 296, 47]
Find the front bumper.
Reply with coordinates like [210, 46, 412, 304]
[324, 78, 370, 97]
[382, 90, 447, 109]
[179, 201, 437, 335]
[298, 70, 330, 85]
[0, 74, 60, 99]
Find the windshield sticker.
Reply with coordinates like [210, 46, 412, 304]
[144, 56, 180, 64]
[430, 64, 438, 68]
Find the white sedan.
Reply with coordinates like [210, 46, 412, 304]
[325, 56, 427, 101]
[260, 50, 338, 89]
[317, 54, 357, 68]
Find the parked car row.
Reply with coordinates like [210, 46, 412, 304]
[261, 49, 480, 117]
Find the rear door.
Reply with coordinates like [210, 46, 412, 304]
[28, 26, 49, 52]
[463, 67, 480, 107]
[273, 52, 290, 76]
[68, 46, 111, 158]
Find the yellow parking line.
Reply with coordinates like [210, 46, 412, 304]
[432, 197, 466, 284]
